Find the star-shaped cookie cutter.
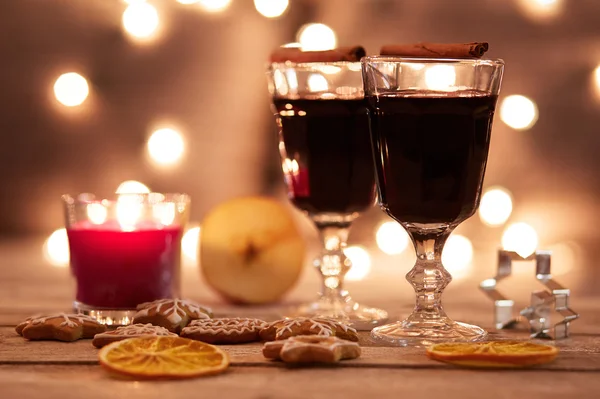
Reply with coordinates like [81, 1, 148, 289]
[479, 250, 579, 339]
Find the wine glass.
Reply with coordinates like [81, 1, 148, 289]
[266, 61, 388, 330]
[361, 56, 504, 345]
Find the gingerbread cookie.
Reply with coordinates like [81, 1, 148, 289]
[180, 318, 267, 344]
[16, 313, 106, 342]
[259, 317, 359, 342]
[92, 323, 178, 348]
[132, 298, 212, 333]
[263, 335, 361, 364]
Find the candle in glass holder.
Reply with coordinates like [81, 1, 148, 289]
[63, 193, 190, 325]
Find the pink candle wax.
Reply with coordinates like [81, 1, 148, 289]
[67, 221, 183, 309]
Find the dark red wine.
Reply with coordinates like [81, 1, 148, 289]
[273, 98, 375, 215]
[367, 90, 498, 225]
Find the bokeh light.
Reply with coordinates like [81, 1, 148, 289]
[479, 187, 513, 226]
[122, 2, 159, 40]
[307, 74, 328, 92]
[376, 221, 410, 255]
[297, 23, 336, 51]
[177, 0, 199, 4]
[198, 0, 232, 13]
[43, 228, 70, 268]
[425, 65, 456, 91]
[87, 203, 108, 225]
[442, 234, 473, 279]
[502, 222, 539, 258]
[593, 65, 600, 99]
[116, 180, 151, 194]
[153, 202, 176, 226]
[147, 128, 185, 166]
[53, 72, 89, 107]
[516, 0, 564, 21]
[344, 246, 371, 281]
[182, 226, 201, 266]
[116, 195, 143, 231]
[254, 0, 289, 18]
[500, 95, 538, 130]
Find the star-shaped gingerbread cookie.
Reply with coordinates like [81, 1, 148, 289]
[92, 323, 178, 348]
[132, 298, 213, 333]
[16, 313, 106, 342]
[263, 335, 361, 364]
[259, 317, 359, 342]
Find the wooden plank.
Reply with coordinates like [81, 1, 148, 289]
[2, 328, 600, 371]
[1, 365, 599, 399]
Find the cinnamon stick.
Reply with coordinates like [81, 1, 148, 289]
[380, 42, 489, 58]
[270, 46, 366, 63]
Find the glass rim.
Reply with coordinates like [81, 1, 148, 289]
[62, 192, 191, 205]
[267, 60, 361, 69]
[361, 56, 505, 66]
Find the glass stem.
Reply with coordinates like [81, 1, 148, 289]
[405, 226, 454, 321]
[314, 224, 351, 301]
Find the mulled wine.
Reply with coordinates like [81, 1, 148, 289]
[367, 90, 498, 225]
[273, 98, 375, 215]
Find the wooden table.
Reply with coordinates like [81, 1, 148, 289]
[1, 238, 599, 398]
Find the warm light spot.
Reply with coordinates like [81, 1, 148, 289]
[442, 235, 473, 279]
[198, 0, 231, 13]
[500, 95, 538, 130]
[285, 69, 298, 91]
[43, 228, 70, 268]
[547, 242, 579, 276]
[116, 180, 151, 194]
[282, 42, 301, 48]
[147, 128, 185, 166]
[479, 187, 513, 226]
[516, 0, 564, 21]
[502, 222, 539, 258]
[344, 246, 371, 281]
[153, 202, 176, 225]
[425, 65, 456, 91]
[116, 195, 143, 231]
[122, 2, 159, 40]
[53, 72, 89, 107]
[273, 69, 288, 96]
[307, 74, 328, 92]
[316, 65, 342, 75]
[177, 0, 199, 4]
[182, 226, 201, 266]
[376, 221, 409, 255]
[254, 0, 288, 18]
[593, 65, 600, 99]
[297, 23, 336, 51]
[282, 158, 299, 174]
[87, 203, 108, 225]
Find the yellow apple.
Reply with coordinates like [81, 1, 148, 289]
[200, 197, 306, 304]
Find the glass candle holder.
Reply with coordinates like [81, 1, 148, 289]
[62, 193, 190, 325]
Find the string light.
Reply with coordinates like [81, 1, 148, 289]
[516, 0, 564, 21]
[502, 222, 539, 258]
[122, 2, 159, 40]
[425, 65, 456, 91]
[254, 0, 289, 18]
[53, 72, 89, 107]
[479, 187, 513, 226]
[197, 0, 232, 13]
[500, 95, 538, 130]
[43, 228, 70, 267]
[344, 246, 371, 281]
[147, 128, 185, 166]
[442, 235, 473, 279]
[116, 180, 150, 194]
[376, 221, 409, 255]
[182, 226, 201, 266]
[297, 23, 336, 51]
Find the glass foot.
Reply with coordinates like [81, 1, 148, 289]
[289, 294, 389, 331]
[73, 301, 136, 326]
[371, 317, 487, 346]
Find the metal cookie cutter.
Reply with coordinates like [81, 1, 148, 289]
[479, 250, 579, 339]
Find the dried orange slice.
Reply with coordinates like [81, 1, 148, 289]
[98, 336, 229, 379]
[427, 341, 558, 368]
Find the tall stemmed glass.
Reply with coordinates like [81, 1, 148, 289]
[267, 60, 388, 329]
[362, 56, 504, 344]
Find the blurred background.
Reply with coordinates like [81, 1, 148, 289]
[1, 0, 599, 303]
